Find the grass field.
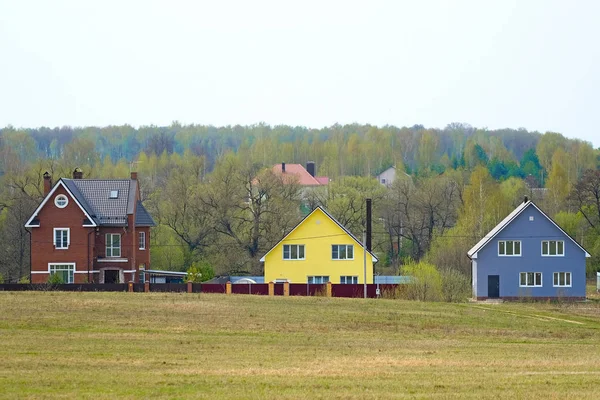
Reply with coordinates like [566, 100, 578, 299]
[2, 292, 600, 399]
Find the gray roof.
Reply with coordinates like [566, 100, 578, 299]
[61, 178, 152, 227]
[135, 201, 156, 227]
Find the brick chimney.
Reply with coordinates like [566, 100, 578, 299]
[43, 172, 52, 196]
[281, 162, 286, 173]
[131, 171, 138, 180]
[73, 168, 83, 179]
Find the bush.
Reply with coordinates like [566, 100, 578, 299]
[47, 273, 64, 285]
[186, 261, 215, 283]
[0, 273, 4, 284]
[18, 276, 30, 284]
[440, 269, 471, 302]
[402, 259, 442, 302]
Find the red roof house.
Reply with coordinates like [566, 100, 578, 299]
[272, 162, 329, 186]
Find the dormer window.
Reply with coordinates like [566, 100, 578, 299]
[55, 194, 68, 208]
[109, 190, 118, 199]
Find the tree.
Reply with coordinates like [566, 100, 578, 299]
[201, 154, 302, 275]
[570, 169, 600, 232]
[546, 148, 570, 215]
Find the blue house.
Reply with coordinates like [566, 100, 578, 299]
[467, 198, 590, 300]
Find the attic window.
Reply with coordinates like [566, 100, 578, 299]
[109, 190, 119, 199]
[529, 216, 534, 221]
[55, 194, 68, 208]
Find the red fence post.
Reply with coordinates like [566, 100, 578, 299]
[144, 282, 150, 293]
[187, 281, 192, 293]
[128, 282, 133, 293]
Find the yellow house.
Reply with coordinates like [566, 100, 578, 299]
[260, 206, 377, 284]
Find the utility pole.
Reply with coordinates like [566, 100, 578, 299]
[363, 229, 367, 299]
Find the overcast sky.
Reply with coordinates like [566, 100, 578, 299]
[1, 0, 599, 146]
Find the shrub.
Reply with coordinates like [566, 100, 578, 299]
[186, 261, 215, 283]
[47, 273, 64, 285]
[18, 276, 30, 284]
[440, 269, 471, 302]
[0, 273, 4, 284]
[402, 259, 442, 302]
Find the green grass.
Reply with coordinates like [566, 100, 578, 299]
[2, 292, 600, 399]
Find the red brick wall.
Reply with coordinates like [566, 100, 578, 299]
[31, 184, 95, 283]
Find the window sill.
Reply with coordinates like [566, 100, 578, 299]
[97, 258, 128, 263]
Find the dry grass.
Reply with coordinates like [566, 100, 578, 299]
[1, 292, 600, 399]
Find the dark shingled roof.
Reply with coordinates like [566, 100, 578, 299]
[61, 178, 153, 227]
[135, 201, 156, 227]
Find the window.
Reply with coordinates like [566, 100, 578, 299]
[308, 276, 329, 284]
[332, 245, 354, 260]
[53, 228, 70, 249]
[54, 194, 68, 208]
[340, 276, 358, 284]
[381, 178, 386, 184]
[138, 231, 146, 250]
[49, 264, 74, 283]
[553, 272, 571, 287]
[109, 190, 119, 199]
[542, 240, 564, 256]
[520, 272, 542, 287]
[283, 244, 305, 260]
[498, 240, 521, 256]
[139, 264, 146, 283]
[106, 233, 121, 257]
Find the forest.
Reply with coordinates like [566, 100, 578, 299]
[1, 122, 599, 289]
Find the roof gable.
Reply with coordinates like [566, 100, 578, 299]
[259, 206, 378, 262]
[25, 180, 98, 228]
[135, 201, 156, 227]
[467, 201, 590, 259]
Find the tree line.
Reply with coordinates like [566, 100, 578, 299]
[1, 123, 599, 289]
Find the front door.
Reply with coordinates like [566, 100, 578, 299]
[488, 275, 500, 298]
[104, 270, 120, 284]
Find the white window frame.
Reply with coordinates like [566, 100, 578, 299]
[340, 275, 358, 284]
[519, 272, 542, 287]
[498, 240, 521, 256]
[54, 194, 69, 209]
[332, 244, 354, 260]
[283, 244, 305, 260]
[53, 228, 70, 249]
[308, 276, 329, 284]
[106, 233, 121, 258]
[542, 240, 564, 257]
[553, 272, 572, 287]
[138, 231, 146, 250]
[49, 263, 75, 283]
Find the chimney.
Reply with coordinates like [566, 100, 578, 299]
[281, 162, 286, 173]
[131, 171, 138, 180]
[366, 198, 372, 252]
[524, 196, 529, 204]
[306, 161, 315, 177]
[43, 172, 52, 196]
[73, 168, 83, 179]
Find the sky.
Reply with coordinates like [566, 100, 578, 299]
[1, 0, 599, 146]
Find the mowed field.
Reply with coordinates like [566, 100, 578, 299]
[2, 292, 600, 399]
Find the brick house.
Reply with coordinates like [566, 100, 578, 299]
[25, 170, 155, 284]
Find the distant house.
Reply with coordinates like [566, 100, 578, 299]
[25, 170, 156, 284]
[271, 162, 329, 186]
[376, 166, 409, 187]
[260, 206, 378, 284]
[467, 198, 590, 300]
